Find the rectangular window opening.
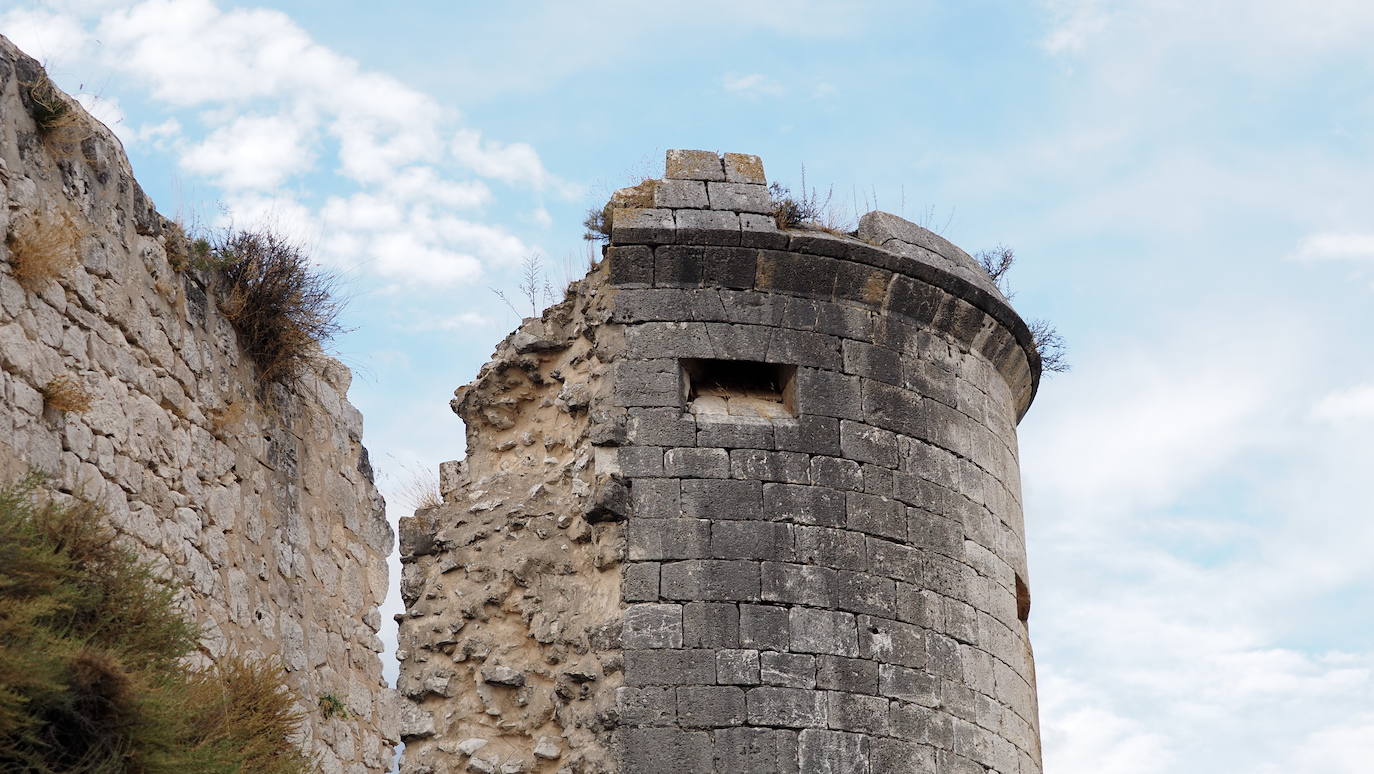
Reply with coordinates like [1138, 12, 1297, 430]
[681, 358, 797, 419]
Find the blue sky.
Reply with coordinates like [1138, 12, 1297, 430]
[6, 1, 1374, 770]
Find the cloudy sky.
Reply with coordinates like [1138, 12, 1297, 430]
[6, 1, 1374, 770]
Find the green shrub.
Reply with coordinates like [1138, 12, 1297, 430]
[318, 694, 349, 720]
[0, 474, 313, 773]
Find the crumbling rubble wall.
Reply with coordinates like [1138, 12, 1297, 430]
[400, 149, 1043, 774]
[0, 37, 396, 773]
[396, 276, 630, 773]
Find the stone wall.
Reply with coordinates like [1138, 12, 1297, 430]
[0, 37, 396, 773]
[399, 149, 1043, 773]
[395, 268, 628, 773]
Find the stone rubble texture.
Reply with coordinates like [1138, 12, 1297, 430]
[0, 36, 396, 773]
[400, 149, 1044, 773]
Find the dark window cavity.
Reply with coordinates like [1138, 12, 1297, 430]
[681, 358, 796, 418]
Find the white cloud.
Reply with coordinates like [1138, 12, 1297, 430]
[1287, 232, 1374, 263]
[382, 167, 489, 209]
[1312, 384, 1374, 422]
[1019, 287, 1374, 773]
[180, 114, 314, 190]
[723, 72, 784, 98]
[370, 231, 481, 285]
[128, 118, 182, 149]
[0, 0, 571, 289]
[450, 129, 572, 195]
[97, 0, 354, 106]
[214, 193, 318, 245]
[319, 193, 406, 233]
[406, 311, 495, 332]
[2, 8, 92, 60]
[1040, 674, 1174, 774]
[422, 213, 530, 267]
[1021, 315, 1291, 524]
[1274, 716, 1374, 773]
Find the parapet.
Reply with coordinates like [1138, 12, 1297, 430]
[603, 149, 1039, 418]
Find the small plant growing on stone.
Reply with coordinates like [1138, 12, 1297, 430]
[582, 207, 610, 242]
[24, 74, 77, 133]
[392, 463, 442, 511]
[20, 71, 92, 158]
[165, 221, 215, 273]
[318, 694, 350, 720]
[770, 165, 849, 233]
[971, 243, 1069, 373]
[769, 180, 832, 229]
[40, 374, 93, 414]
[974, 244, 1016, 297]
[5, 211, 79, 292]
[491, 253, 559, 320]
[1029, 318, 1070, 373]
[210, 229, 345, 385]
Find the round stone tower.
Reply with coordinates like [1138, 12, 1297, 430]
[396, 150, 1042, 774]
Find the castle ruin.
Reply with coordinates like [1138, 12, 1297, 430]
[0, 37, 396, 773]
[397, 150, 1043, 773]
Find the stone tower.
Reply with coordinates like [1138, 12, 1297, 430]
[396, 150, 1042, 774]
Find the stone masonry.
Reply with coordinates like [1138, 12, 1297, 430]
[0, 37, 396, 772]
[399, 149, 1043, 773]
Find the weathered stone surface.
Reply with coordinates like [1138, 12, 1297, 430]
[398, 149, 1044, 773]
[707, 182, 773, 214]
[612, 207, 676, 244]
[654, 178, 709, 208]
[666, 149, 726, 181]
[676, 209, 741, 246]
[0, 38, 391, 772]
[723, 153, 767, 184]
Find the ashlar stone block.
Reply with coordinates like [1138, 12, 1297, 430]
[666, 149, 726, 181]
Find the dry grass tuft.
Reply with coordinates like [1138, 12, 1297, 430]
[208, 399, 249, 438]
[41, 375, 93, 414]
[24, 75, 80, 133]
[23, 73, 92, 158]
[395, 465, 442, 512]
[210, 230, 344, 386]
[5, 211, 80, 292]
[768, 166, 852, 233]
